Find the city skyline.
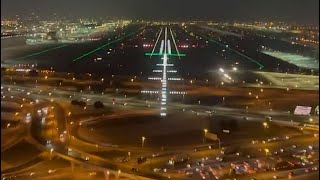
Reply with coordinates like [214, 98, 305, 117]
[1, 0, 319, 24]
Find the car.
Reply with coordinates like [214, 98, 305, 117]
[82, 156, 90, 161]
[132, 168, 139, 173]
[185, 171, 193, 176]
[265, 116, 272, 121]
[119, 158, 129, 163]
[137, 157, 147, 164]
[48, 169, 56, 174]
[216, 157, 223, 162]
[152, 153, 160, 157]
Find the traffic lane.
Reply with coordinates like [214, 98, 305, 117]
[5, 83, 315, 126]
[141, 135, 318, 174]
[27, 96, 159, 179]
[237, 166, 319, 180]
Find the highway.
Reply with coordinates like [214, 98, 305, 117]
[2, 81, 319, 179]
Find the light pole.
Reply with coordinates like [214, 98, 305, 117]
[70, 161, 74, 173]
[104, 170, 110, 180]
[117, 170, 121, 179]
[203, 129, 208, 144]
[141, 136, 145, 148]
[50, 148, 54, 160]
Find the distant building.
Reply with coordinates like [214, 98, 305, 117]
[46, 31, 58, 41]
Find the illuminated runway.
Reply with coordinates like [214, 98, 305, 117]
[145, 26, 186, 116]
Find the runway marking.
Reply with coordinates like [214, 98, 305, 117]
[196, 33, 264, 69]
[169, 28, 181, 59]
[72, 30, 140, 62]
[150, 27, 163, 58]
[159, 40, 164, 54]
[13, 44, 69, 60]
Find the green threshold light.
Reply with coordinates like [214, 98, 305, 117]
[145, 53, 186, 57]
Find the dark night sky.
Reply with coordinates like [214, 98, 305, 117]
[1, 0, 319, 24]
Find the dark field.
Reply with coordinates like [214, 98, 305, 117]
[78, 113, 301, 148]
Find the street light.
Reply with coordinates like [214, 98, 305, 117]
[264, 149, 269, 156]
[141, 136, 146, 148]
[263, 122, 268, 128]
[203, 129, 208, 144]
[309, 118, 314, 123]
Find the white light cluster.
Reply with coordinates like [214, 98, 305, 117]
[143, 44, 153, 47]
[15, 69, 31, 72]
[169, 91, 187, 95]
[178, 45, 189, 48]
[156, 63, 174, 66]
[160, 113, 167, 116]
[224, 73, 232, 80]
[141, 90, 159, 94]
[148, 77, 162, 80]
[167, 70, 177, 73]
[218, 68, 233, 81]
[153, 70, 162, 72]
[168, 78, 183, 81]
